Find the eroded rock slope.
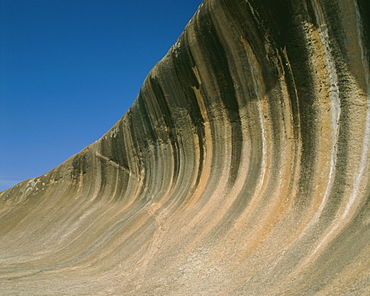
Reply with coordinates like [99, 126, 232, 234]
[1, 0, 369, 294]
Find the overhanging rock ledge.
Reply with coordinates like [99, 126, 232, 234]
[1, 0, 369, 295]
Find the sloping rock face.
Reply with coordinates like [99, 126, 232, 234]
[1, 0, 369, 294]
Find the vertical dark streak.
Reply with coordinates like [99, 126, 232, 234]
[196, 6, 242, 187]
[172, 35, 206, 189]
[149, 76, 180, 185]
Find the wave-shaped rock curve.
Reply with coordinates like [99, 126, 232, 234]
[1, 0, 369, 294]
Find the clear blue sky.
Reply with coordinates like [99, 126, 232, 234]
[0, 0, 202, 191]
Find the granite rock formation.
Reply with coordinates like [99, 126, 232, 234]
[1, 0, 369, 294]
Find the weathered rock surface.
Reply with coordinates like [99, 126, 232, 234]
[1, 0, 369, 294]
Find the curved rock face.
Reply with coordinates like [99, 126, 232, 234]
[1, 0, 369, 294]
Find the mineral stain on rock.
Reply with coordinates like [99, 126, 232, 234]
[1, 0, 369, 295]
